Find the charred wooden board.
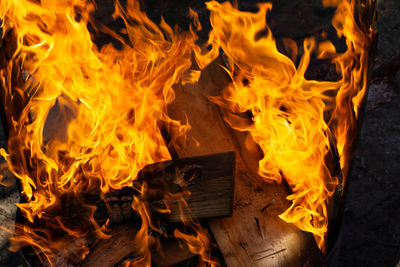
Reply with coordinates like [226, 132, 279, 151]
[25, 152, 234, 228]
[97, 152, 234, 225]
[136, 151, 234, 223]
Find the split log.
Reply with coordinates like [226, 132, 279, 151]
[99, 152, 234, 224]
[167, 56, 323, 267]
[81, 225, 152, 267]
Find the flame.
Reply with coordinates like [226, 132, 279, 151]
[328, 0, 375, 177]
[196, 0, 374, 251]
[0, 0, 374, 263]
[0, 0, 214, 265]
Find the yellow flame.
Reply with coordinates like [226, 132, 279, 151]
[0, 0, 214, 264]
[0, 0, 374, 262]
[196, 0, 374, 251]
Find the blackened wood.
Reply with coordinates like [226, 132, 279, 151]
[15, 152, 234, 266]
[35, 152, 234, 227]
[93, 152, 234, 224]
[82, 227, 195, 267]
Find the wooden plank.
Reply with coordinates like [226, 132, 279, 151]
[137, 152, 234, 223]
[167, 57, 323, 266]
[58, 152, 234, 225]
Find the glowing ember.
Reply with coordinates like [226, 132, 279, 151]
[0, 0, 375, 264]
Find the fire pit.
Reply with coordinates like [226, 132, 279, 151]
[0, 0, 376, 266]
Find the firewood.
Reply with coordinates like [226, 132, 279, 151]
[11, 152, 234, 266]
[167, 56, 324, 267]
[81, 225, 153, 267]
[63, 152, 234, 225]
[136, 151, 234, 223]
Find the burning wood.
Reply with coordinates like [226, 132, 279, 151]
[0, 0, 376, 266]
[2, 152, 234, 266]
[168, 54, 324, 266]
[136, 152, 234, 223]
[100, 152, 234, 225]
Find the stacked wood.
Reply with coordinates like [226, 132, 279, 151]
[9, 152, 234, 266]
[98, 152, 235, 225]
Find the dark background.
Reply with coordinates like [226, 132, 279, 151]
[0, 0, 399, 266]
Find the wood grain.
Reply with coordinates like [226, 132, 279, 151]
[137, 152, 235, 223]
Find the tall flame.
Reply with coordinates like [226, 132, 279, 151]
[0, 0, 214, 264]
[0, 0, 374, 263]
[194, 0, 374, 250]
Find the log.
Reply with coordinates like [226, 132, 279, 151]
[167, 56, 323, 267]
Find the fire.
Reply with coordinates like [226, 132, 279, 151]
[195, 0, 374, 251]
[0, 0, 374, 264]
[0, 0, 213, 265]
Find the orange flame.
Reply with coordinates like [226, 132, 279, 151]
[195, 0, 374, 251]
[0, 0, 214, 265]
[0, 0, 374, 263]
